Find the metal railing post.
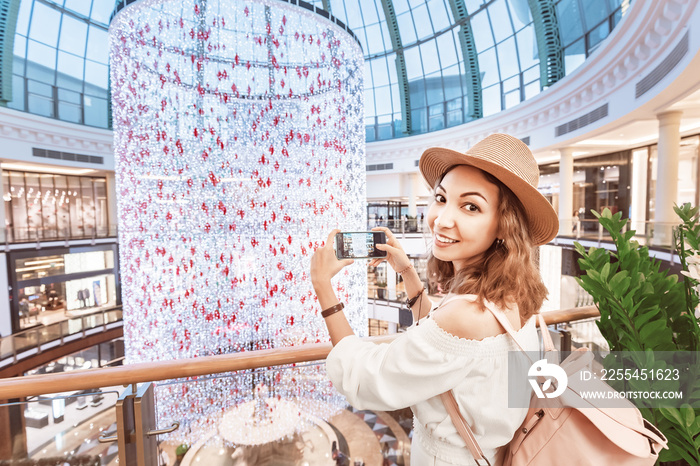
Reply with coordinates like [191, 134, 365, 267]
[105, 382, 168, 466]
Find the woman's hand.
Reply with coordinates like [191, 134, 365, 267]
[310, 229, 354, 289]
[369, 227, 411, 272]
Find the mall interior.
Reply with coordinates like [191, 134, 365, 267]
[0, 0, 698, 464]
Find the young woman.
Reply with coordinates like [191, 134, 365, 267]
[310, 133, 559, 465]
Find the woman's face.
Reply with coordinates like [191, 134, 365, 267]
[427, 165, 501, 271]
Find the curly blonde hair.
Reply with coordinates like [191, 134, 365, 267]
[427, 167, 548, 321]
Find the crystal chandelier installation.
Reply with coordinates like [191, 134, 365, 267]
[110, 0, 365, 444]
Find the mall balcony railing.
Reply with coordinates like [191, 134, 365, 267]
[0, 305, 599, 466]
[1, 224, 118, 247]
[0, 306, 123, 369]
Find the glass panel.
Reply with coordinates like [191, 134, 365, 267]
[81, 178, 96, 236]
[84, 96, 108, 127]
[84, 60, 108, 91]
[564, 38, 586, 75]
[411, 107, 427, 133]
[364, 87, 376, 117]
[3, 171, 11, 241]
[428, 104, 445, 131]
[507, 0, 532, 31]
[54, 175, 70, 237]
[370, 59, 389, 88]
[557, 0, 584, 47]
[58, 15, 87, 55]
[442, 65, 462, 99]
[588, 20, 610, 53]
[9, 74, 26, 112]
[436, 32, 458, 67]
[403, 46, 423, 80]
[9, 172, 28, 241]
[427, 0, 451, 27]
[420, 40, 440, 75]
[496, 36, 519, 79]
[67, 176, 83, 236]
[425, 71, 444, 105]
[482, 84, 501, 117]
[0, 390, 119, 465]
[516, 24, 538, 70]
[16, 255, 65, 280]
[359, 0, 379, 25]
[85, 26, 109, 63]
[365, 23, 385, 55]
[39, 174, 57, 239]
[94, 179, 108, 236]
[413, 4, 433, 40]
[488, 0, 513, 43]
[56, 51, 84, 92]
[15, 0, 32, 36]
[374, 86, 392, 116]
[25, 173, 42, 239]
[478, 47, 499, 86]
[152, 366, 412, 466]
[64, 0, 92, 17]
[27, 40, 56, 83]
[91, 0, 116, 24]
[38, 322, 62, 345]
[396, 12, 417, 44]
[470, 10, 494, 53]
[583, 0, 609, 30]
[28, 2, 61, 46]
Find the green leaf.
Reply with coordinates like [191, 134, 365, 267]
[681, 404, 696, 428]
[660, 406, 685, 426]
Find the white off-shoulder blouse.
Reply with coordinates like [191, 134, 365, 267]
[325, 295, 539, 465]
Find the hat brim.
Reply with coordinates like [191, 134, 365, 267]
[420, 147, 559, 246]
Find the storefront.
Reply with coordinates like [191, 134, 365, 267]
[2, 170, 109, 242]
[9, 244, 120, 332]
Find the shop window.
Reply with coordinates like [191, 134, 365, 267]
[2, 170, 110, 242]
[14, 248, 118, 331]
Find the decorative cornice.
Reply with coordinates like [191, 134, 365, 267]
[0, 106, 113, 156]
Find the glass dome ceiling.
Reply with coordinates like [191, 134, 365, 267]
[5, 0, 630, 139]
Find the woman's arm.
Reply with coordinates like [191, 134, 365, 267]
[370, 227, 430, 323]
[310, 229, 355, 345]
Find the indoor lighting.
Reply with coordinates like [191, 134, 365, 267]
[0, 163, 97, 176]
[111, 0, 365, 447]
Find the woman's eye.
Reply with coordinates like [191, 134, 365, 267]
[435, 194, 446, 203]
[464, 203, 480, 212]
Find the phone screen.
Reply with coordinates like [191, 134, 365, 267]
[335, 231, 387, 259]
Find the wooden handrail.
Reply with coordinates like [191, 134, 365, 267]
[0, 306, 599, 400]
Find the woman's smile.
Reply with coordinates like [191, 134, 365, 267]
[427, 165, 501, 270]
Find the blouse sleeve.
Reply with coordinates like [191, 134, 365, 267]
[325, 318, 483, 411]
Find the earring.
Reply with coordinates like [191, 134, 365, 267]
[496, 238, 504, 247]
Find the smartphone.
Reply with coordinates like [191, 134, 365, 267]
[335, 231, 387, 260]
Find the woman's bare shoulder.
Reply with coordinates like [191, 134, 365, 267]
[431, 299, 514, 341]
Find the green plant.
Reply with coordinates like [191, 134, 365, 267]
[175, 444, 189, 457]
[575, 207, 700, 464]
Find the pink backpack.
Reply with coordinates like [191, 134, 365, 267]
[440, 305, 668, 466]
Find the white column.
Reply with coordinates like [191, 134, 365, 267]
[387, 265, 397, 301]
[406, 173, 418, 217]
[0, 171, 7, 242]
[105, 172, 118, 235]
[630, 148, 649, 234]
[558, 147, 574, 236]
[654, 111, 682, 245]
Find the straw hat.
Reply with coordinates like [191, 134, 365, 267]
[419, 133, 559, 246]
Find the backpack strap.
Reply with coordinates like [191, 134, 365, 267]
[440, 391, 492, 466]
[438, 296, 557, 465]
